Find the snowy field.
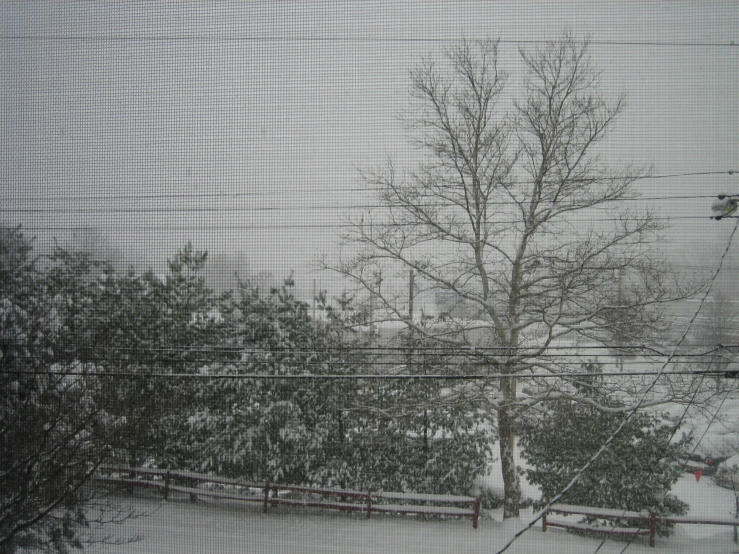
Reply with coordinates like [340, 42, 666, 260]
[85, 472, 738, 554]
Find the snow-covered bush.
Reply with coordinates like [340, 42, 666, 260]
[520, 399, 690, 537]
[181, 279, 492, 496]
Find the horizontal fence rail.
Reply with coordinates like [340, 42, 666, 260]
[94, 466, 481, 529]
[542, 503, 739, 547]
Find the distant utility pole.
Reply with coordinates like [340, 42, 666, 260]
[312, 279, 316, 324]
[406, 269, 415, 372]
[617, 268, 624, 372]
[406, 269, 428, 451]
[408, 270, 414, 324]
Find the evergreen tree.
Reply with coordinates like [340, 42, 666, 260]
[0, 228, 110, 553]
[182, 277, 343, 484]
[520, 396, 689, 536]
[339, 321, 493, 495]
[83, 244, 221, 469]
[182, 280, 492, 495]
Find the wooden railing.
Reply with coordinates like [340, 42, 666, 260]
[94, 466, 481, 529]
[542, 503, 739, 547]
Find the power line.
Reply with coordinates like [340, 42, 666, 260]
[8, 343, 736, 356]
[11, 337, 737, 367]
[0, 203, 725, 216]
[43, 343, 739, 357]
[4, 170, 737, 204]
[0, 197, 720, 213]
[5, 171, 735, 204]
[1, 36, 736, 48]
[5, 217, 723, 232]
[44, 343, 731, 352]
[8, 356, 733, 371]
[4, 368, 734, 381]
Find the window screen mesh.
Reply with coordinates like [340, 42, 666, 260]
[2, 3, 738, 553]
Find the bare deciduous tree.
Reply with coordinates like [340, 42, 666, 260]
[695, 291, 738, 348]
[692, 290, 739, 390]
[324, 36, 694, 517]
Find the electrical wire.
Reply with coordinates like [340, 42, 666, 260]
[4, 341, 735, 368]
[0, 206, 725, 217]
[5, 343, 731, 355]
[3, 367, 735, 381]
[1, 36, 736, 48]
[6, 216, 726, 233]
[5, 171, 735, 204]
[3, 354, 733, 368]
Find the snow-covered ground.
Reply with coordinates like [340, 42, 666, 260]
[86, 393, 739, 553]
[86, 472, 738, 554]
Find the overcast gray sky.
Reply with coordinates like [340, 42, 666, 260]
[1, 2, 737, 296]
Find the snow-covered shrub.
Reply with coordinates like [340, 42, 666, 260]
[520, 400, 689, 537]
[181, 280, 492, 496]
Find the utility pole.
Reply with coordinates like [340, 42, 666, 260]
[406, 270, 429, 452]
[406, 270, 415, 376]
[617, 268, 624, 372]
[711, 194, 739, 220]
[312, 279, 316, 325]
[408, 270, 414, 326]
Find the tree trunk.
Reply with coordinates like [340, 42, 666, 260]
[499, 376, 521, 518]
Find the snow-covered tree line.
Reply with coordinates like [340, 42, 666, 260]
[0, 227, 492, 552]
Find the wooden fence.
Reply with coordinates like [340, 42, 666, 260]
[94, 466, 481, 529]
[542, 503, 739, 547]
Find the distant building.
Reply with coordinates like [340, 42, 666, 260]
[434, 289, 479, 320]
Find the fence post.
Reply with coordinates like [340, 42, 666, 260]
[263, 481, 271, 514]
[649, 511, 656, 548]
[472, 496, 481, 529]
[366, 490, 372, 520]
[163, 470, 171, 501]
[542, 511, 547, 532]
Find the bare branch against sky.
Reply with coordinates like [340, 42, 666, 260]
[1, 2, 737, 296]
